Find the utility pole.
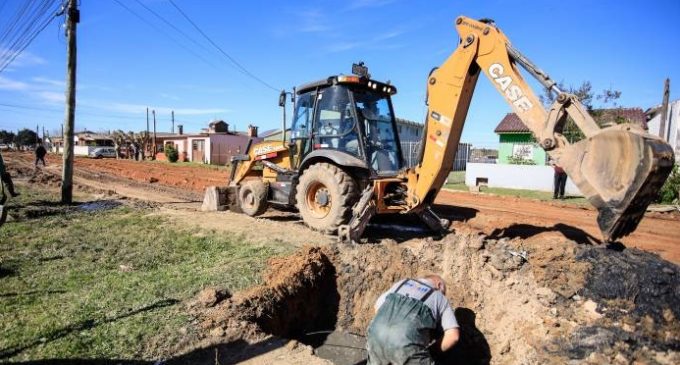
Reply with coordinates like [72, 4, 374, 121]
[659, 78, 670, 142]
[152, 109, 157, 157]
[61, 0, 78, 204]
[171, 110, 175, 134]
[146, 107, 149, 155]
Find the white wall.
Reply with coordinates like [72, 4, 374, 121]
[647, 99, 679, 160]
[465, 163, 581, 195]
[74, 145, 95, 156]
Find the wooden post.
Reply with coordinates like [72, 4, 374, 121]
[61, 0, 78, 204]
[659, 78, 670, 141]
[146, 107, 149, 155]
[152, 109, 157, 158]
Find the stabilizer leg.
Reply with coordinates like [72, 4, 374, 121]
[418, 206, 450, 235]
[338, 186, 375, 244]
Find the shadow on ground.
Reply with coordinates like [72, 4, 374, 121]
[8, 337, 290, 365]
[488, 223, 602, 245]
[0, 289, 67, 298]
[363, 204, 479, 243]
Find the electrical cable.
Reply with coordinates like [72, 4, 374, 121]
[167, 0, 280, 92]
[131, 0, 214, 56]
[0, 0, 60, 74]
[110, 0, 217, 69]
[0, 5, 59, 74]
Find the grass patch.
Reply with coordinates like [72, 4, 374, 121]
[147, 159, 230, 171]
[443, 171, 588, 205]
[0, 185, 291, 361]
[477, 186, 588, 205]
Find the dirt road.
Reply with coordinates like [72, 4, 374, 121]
[6, 151, 679, 263]
[434, 190, 680, 264]
[4, 151, 679, 364]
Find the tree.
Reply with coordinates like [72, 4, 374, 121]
[540, 82, 622, 143]
[15, 128, 38, 147]
[111, 130, 128, 159]
[164, 144, 178, 163]
[0, 130, 15, 144]
[134, 131, 150, 160]
[657, 164, 680, 204]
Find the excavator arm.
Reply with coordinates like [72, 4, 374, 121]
[404, 16, 674, 242]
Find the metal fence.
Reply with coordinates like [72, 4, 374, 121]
[400, 141, 471, 171]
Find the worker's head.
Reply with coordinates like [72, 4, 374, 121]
[423, 274, 447, 295]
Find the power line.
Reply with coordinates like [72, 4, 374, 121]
[131, 0, 214, 56]
[0, 102, 145, 120]
[167, 0, 280, 93]
[0, 0, 53, 54]
[0, 0, 36, 45]
[110, 0, 217, 69]
[0, 0, 60, 74]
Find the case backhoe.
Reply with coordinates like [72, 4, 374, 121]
[221, 16, 674, 244]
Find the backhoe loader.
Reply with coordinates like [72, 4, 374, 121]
[221, 16, 674, 244]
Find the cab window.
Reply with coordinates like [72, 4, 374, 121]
[314, 86, 361, 156]
[291, 92, 314, 140]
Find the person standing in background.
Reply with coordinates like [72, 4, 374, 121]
[35, 140, 47, 167]
[553, 161, 567, 199]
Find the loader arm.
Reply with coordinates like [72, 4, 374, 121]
[405, 16, 674, 242]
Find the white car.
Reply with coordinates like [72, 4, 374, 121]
[89, 147, 117, 159]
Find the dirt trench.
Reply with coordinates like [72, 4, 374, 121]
[188, 230, 679, 365]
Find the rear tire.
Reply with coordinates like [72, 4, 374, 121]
[239, 179, 268, 217]
[295, 163, 358, 234]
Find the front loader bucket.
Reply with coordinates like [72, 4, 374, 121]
[560, 126, 675, 242]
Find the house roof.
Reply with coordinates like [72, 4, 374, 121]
[494, 113, 529, 133]
[495, 108, 648, 134]
[645, 98, 680, 118]
[396, 118, 423, 128]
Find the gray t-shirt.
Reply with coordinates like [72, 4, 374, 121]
[375, 278, 459, 331]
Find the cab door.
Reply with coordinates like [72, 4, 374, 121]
[290, 91, 315, 169]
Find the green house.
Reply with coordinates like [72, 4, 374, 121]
[494, 113, 546, 165]
[494, 109, 648, 165]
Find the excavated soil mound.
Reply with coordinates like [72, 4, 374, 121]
[193, 246, 338, 343]
[190, 231, 678, 364]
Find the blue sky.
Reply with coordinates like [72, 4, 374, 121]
[0, 0, 678, 147]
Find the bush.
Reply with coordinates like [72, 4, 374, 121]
[164, 144, 179, 163]
[507, 155, 536, 165]
[657, 164, 680, 204]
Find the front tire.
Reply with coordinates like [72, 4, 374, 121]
[295, 163, 358, 234]
[239, 179, 268, 217]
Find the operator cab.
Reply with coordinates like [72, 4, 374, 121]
[290, 71, 403, 176]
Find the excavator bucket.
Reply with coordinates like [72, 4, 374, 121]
[560, 125, 675, 242]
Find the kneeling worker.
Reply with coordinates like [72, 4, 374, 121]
[367, 275, 460, 365]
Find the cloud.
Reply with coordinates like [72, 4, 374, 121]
[160, 93, 180, 101]
[324, 29, 407, 53]
[0, 48, 46, 68]
[295, 9, 331, 33]
[91, 101, 230, 116]
[32, 77, 64, 87]
[346, 0, 397, 10]
[36, 91, 64, 104]
[326, 41, 363, 53]
[0, 76, 30, 90]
